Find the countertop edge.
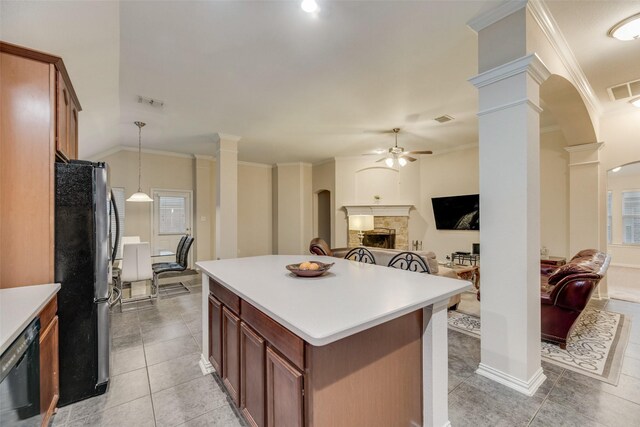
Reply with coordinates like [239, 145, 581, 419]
[0, 283, 61, 354]
[198, 262, 471, 346]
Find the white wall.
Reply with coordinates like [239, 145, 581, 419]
[238, 163, 273, 257]
[540, 130, 570, 259]
[275, 163, 313, 255]
[418, 147, 480, 258]
[97, 149, 273, 262]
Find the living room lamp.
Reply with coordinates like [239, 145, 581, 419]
[349, 215, 374, 246]
[127, 121, 154, 203]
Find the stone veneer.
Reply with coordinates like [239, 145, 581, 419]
[348, 216, 409, 250]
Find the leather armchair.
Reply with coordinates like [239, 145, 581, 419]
[540, 250, 611, 348]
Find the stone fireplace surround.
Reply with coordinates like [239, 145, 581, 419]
[344, 205, 412, 251]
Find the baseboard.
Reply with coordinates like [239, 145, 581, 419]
[199, 353, 215, 375]
[476, 363, 546, 396]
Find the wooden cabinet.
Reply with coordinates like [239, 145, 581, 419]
[222, 307, 241, 405]
[208, 294, 223, 373]
[209, 277, 305, 427]
[266, 347, 304, 427]
[55, 70, 79, 162]
[0, 41, 81, 289]
[240, 323, 266, 427]
[39, 296, 59, 427]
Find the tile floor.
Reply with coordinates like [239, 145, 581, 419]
[50, 278, 246, 427]
[50, 279, 640, 427]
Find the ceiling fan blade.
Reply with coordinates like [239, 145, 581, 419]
[375, 157, 387, 162]
[404, 150, 433, 155]
[400, 155, 417, 162]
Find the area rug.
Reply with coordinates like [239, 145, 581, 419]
[448, 308, 630, 385]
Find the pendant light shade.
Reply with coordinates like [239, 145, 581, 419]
[127, 121, 154, 203]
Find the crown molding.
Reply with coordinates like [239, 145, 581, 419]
[238, 160, 274, 169]
[527, 0, 602, 116]
[194, 154, 215, 161]
[469, 53, 551, 88]
[275, 162, 313, 168]
[312, 158, 336, 166]
[90, 145, 195, 160]
[467, 0, 527, 33]
[216, 132, 242, 143]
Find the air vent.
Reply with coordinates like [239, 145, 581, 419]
[137, 95, 165, 108]
[607, 79, 640, 101]
[434, 115, 454, 123]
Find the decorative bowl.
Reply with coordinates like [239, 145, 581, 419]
[286, 261, 335, 277]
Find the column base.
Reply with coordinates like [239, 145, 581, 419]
[199, 353, 215, 375]
[476, 363, 546, 396]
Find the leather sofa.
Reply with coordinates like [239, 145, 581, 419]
[540, 249, 611, 349]
[309, 238, 463, 308]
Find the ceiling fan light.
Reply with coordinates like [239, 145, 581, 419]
[398, 157, 407, 167]
[608, 13, 640, 41]
[385, 157, 394, 168]
[631, 97, 640, 108]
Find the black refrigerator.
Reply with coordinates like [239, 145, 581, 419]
[55, 160, 112, 406]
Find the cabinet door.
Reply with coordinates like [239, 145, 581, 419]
[56, 71, 70, 160]
[208, 294, 223, 373]
[222, 307, 241, 405]
[40, 316, 59, 423]
[241, 323, 265, 427]
[266, 347, 303, 427]
[68, 101, 78, 160]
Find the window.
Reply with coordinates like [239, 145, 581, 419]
[623, 190, 640, 244]
[110, 187, 126, 259]
[607, 191, 612, 244]
[159, 196, 186, 234]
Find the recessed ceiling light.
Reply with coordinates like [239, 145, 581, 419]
[612, 166, 622, 173]
[608, 13, 640, 41]
[301, 0, 318, 13]
[631, 97, 640, 108]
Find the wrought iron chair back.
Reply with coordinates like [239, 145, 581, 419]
[344, 247, 377, 264]
[387, 251, 431, 273]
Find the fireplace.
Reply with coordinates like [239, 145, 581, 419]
[363, 228, 396, 249]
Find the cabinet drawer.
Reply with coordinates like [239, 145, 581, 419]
[241, 300, 304, 371]
[209, 277, 240, 315]
[39, 296, 57, 332]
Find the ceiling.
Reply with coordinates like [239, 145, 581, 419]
[1, 1, 638, 164]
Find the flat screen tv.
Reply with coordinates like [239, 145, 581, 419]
[431, 194, 479, 230]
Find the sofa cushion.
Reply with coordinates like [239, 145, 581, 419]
[570, 249, 598, 260]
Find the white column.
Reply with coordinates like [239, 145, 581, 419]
[565, 142, 607, 297]
[194, 155, 213, 262]
[199, 272, 214, 375]
[422, 300, 450, 427]
[215, 134, 239, 259]
[469, 54, 549, 396]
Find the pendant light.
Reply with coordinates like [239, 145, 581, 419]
[126, 121, 154, 202]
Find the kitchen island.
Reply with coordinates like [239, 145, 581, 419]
[198, 255, 470, 427]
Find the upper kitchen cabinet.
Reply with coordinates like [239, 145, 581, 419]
[0, 41, 81, 289]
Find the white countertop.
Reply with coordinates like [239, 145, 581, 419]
[1, 283, 61, 354]
[197, 255, 470, 346]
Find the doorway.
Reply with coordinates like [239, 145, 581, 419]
[317, 190, 331, 247]
[151, 189, 193, 267]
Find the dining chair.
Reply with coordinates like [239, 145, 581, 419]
[120, 242, 154, 310]
[152, 235, 195, 298]
[344, 247, 376, 264]
[387, 251, 431, 273]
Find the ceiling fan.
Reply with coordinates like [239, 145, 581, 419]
[369, 128, 433, 167]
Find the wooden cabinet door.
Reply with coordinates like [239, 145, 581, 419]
[68, 100, 78, 160]
[56, 70, 70, 161]
[208, 294, 223, 373]
[222, 306, 241, 405]
[266, 347, 303, 427]
[40, 315, 59, 424]
[240, 323, 265, 427]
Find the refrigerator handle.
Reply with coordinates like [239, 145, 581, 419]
[110, 190, 120, 264]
